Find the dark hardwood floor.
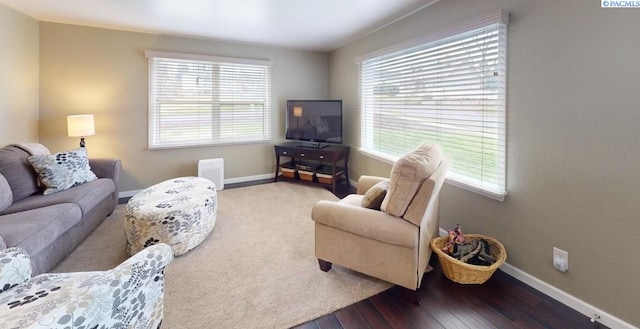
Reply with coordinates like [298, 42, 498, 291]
[292, 260, 607, 329]
[121, 179, 608, 329]
[295, 182, 605, 329]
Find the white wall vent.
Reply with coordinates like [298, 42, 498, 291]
[198, 158, 224, 190]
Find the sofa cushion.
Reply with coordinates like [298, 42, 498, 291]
[0, 178, 115, 216]
[0, 146, 40, 202]
[0, 174, 12, 212]
[27, 148, 98, 195]
[0, 203, 82, 255]
[381, 144, 443, 217]
[361, 179, 389, 210]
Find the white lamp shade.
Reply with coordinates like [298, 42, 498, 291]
[67, 114, 95, 137]
[293, 107, 303, 117]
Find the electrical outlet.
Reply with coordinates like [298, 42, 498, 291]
[553, 247, 569, 272]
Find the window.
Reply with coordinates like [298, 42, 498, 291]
[357, 10, 508, 201]
[146, 51, 272, 149]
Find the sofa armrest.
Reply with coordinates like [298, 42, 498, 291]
[90, 158, 121, 182]
[90, 158, 122, 206]
[0, 248, 32, 293]
[356, 175, 388, 195]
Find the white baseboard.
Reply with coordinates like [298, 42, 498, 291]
[437, 228, 636, 329]
[499, 263, 635, 329]
[118, 174, 275, 199]
[118, 189, 142, 198]
[223, 173, 273, 184]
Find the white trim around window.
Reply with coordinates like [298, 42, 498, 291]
[145, 50, 273, 150]
[357, 10, 509, 201]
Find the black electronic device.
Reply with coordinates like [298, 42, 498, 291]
[285, 100, 342, 147]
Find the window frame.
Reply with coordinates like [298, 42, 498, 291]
[356, 10, 509, 201]
[145, 50, 273, 150]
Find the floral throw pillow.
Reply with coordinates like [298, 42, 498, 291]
[27, 148, 98, 195]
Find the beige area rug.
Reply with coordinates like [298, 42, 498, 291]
[53, 182, 392, 329]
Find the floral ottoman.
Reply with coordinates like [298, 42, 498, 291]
[124, 176, 217, 256]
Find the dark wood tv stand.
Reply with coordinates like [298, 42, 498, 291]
[274, 142, 350, 193]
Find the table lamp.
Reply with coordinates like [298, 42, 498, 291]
[67, 114, 95, 147]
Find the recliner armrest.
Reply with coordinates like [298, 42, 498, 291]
[312, 199, 417, 248]
[0, 247, 32, 293]
[356, 175, 388, 195]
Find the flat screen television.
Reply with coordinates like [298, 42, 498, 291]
[285, 100, 342, 146]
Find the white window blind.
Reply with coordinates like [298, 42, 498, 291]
[146, 51, 272, 149]
[358, 11, 508, 200]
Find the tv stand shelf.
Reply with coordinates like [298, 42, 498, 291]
[274, 142, 350, 193]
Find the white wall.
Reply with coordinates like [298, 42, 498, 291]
[330, 0, 640, 326]
[0, 5, 39, 145]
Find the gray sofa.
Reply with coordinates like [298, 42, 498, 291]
[0, 145, 121, 275]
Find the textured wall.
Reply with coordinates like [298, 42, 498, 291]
[38, 23, 329, 192]
[0, 5, 39, 145]
[330, 0, 640, 325]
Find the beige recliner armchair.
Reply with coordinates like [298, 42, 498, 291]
[312, 144, 447, 302]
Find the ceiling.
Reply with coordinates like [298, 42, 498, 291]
[0, 0, 439, 52]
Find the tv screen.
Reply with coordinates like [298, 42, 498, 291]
[286, 100, 342, 145]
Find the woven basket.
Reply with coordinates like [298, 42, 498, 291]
[430, 234, 507, 284]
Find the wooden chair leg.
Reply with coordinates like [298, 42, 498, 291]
[318, 259, 332, 272]
[402, 288, 421, 305]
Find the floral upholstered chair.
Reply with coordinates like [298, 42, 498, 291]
[0, 243, 173, 329]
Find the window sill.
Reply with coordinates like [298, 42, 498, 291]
[443, 177, 506, 202]
[359, 148, 507, 202]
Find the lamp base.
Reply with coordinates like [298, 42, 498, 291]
[79, 137, 86, 148]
